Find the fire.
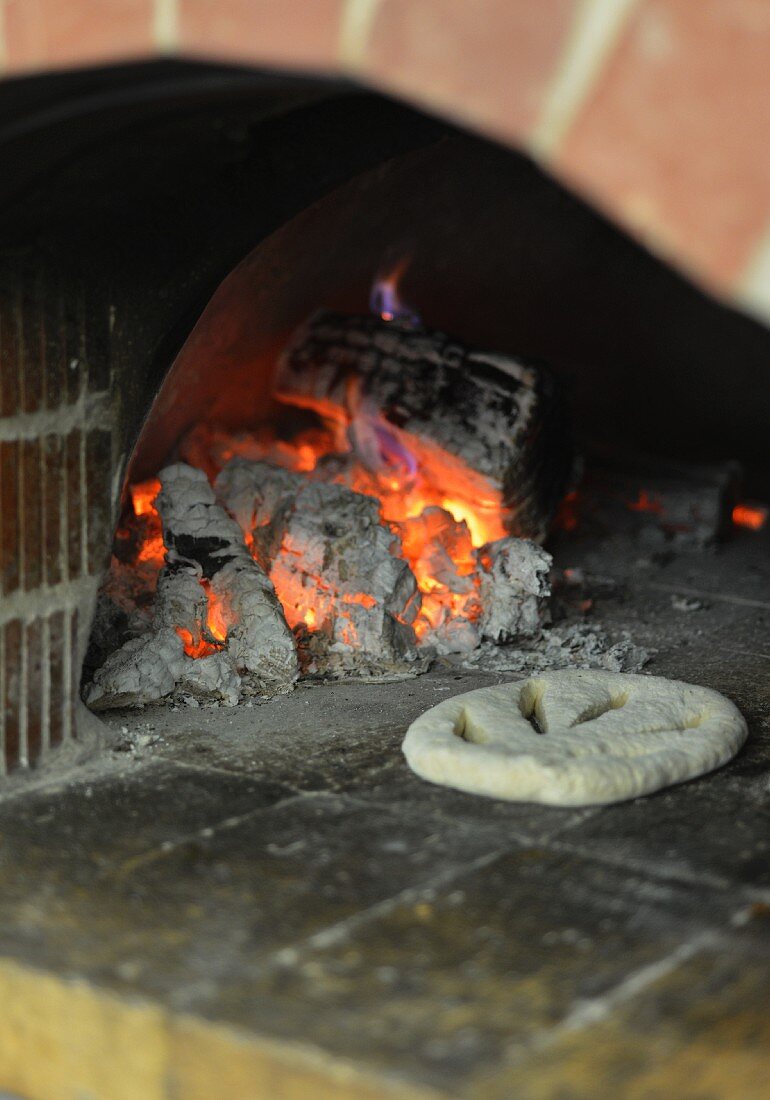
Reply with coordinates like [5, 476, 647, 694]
[441, 496, 501, 548]
[732, 502, 768, 531]
[128, 366, 524, 658]
[176, 403, 508, 645]
[125, 477, 166, 567]
[369, 259, 420, 325]
[175, 583, 230, 658]
[203, 582, 229, 642]
[130, 478, 161, 516]
[176, 627, 218, 659]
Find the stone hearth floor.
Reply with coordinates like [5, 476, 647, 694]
[1, 529, 769, 1099]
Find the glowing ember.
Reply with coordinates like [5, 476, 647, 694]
[130, 478, 161, 517]
[174, 581, 230, 658]
[176, 627, 217, 659]
[176, 397, 509, 652]
[732, 502, 768, 531]
[627, 489, 664, 515]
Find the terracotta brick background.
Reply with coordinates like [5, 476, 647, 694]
[0, 0, 768, 320]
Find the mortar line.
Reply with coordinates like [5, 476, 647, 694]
[162, 754, 310, 798]
[498, 930, 716, 1072]
[109, 785, 340, 882]
[269, 848, 508, 963]
[530, 0, 640, 159]
[338, 0, 381, 69]
[546, 834, 770, 904]
[0, 389, 110, 441]
[0, 574, 99, 626]
[641, 580, 770, 612]
[153, 0, 179, 51]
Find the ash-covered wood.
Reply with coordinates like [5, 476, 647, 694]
[276, 310, 572, 541]
[477, 537, 552, 643]
[156, 464, 299, 696]
[86, 627, 242, 711]
[217, 457, 552, 665]
[216, 459, 424, 679]
[86, 464, 298, 710]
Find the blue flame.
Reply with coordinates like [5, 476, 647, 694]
[369, 264, 421, 326]
[374, 421, 418, 479]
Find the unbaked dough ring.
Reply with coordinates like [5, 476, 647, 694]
[402, 670, 747, 806]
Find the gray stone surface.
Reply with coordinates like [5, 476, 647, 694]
[1, 526, 769, 1097]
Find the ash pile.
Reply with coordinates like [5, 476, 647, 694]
[84, 311, 573, 711]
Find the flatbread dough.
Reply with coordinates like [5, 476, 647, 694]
[402, 670, 747, 806]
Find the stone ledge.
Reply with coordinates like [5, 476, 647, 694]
[0, 956, 438, 1100]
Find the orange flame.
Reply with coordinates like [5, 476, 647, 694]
[176, 583, 231, 658]
[174, 403, 511, 642]
[176, 627, 219, 659]
[203, 582, 229, 642]
[130, 478, 161, 517]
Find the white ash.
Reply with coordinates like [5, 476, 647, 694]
[476, 536, 552, 643]
[176, 649, 240, 706]
[88, 451, 564, 706]
[156, 462, 247, 550]
[671, 594, 706, 613]
[214, 459, 304, 544]
[86, 628, 188, 710]
[459, 621, 651, 676]
[86, 607, 243, 712]
[216, 458, 554, 666]
[154, 558, 208, 638]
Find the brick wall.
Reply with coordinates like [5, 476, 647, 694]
[0, 264, 115, 773]
[1, 0, 767, 322]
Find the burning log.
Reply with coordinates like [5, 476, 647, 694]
[155, 464, 299, 696]
[86, 463, 298, 710]
[276, 310, 571, 541]
[216, 459, 424, 678]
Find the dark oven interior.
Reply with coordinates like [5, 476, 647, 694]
[2, 60, 770, 773]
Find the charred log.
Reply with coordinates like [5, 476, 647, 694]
[276, 310, 572, 541]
